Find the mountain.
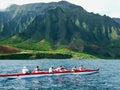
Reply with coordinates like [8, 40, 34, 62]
[0, 1, 120, 58]
[113, 18, 120, 25]
[1, 1, 79, 38]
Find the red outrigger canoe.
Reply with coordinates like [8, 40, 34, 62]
[0, 69, 99, 78]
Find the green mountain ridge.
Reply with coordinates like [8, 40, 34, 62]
[113, 18, 120, 25]
[0, 1, 120, 58]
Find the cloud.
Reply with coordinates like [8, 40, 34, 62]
[68, 0, 120, 17]
[0, 1, 11, 10]
[3, 0, 60, 5]
[109, 12, 120, 18]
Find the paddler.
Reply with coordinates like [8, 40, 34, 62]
[72, 66, 77, 71]
[22, 66, 29, 74]
[79, 65, 83, 70]
[49, 66, 54, 73]
[56, 65, 66, 72]
[33, 66, 41, 73]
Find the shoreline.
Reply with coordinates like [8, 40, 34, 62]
[0, 52, 72, 60]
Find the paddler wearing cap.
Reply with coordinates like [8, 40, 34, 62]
[49, 66, 54, 73]
[22, 66, 29, 74]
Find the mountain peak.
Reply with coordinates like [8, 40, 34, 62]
[58, 1, 72, 4]
[113, 18, 120, 25]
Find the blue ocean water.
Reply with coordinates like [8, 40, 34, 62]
[0, 59, 120, 90]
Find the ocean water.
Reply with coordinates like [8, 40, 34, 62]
[0, 59, 120, 90]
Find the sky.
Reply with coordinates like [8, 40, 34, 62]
[1, 0, 120, 18]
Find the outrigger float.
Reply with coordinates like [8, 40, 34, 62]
[0, 69, 99, 78]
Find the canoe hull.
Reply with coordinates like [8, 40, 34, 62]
[0, 69, 99, 78]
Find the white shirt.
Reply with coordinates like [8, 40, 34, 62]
[56, 67, 65, 72]
[22, 68, 29, 74]
[34, 68, 39, 73]
[79, 66, 83, 70]
[49, 67, 53, 73]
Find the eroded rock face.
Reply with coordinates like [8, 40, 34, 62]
[0, 45, 20, 54]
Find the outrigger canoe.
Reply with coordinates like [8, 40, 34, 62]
[0, 69, 99, 78]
